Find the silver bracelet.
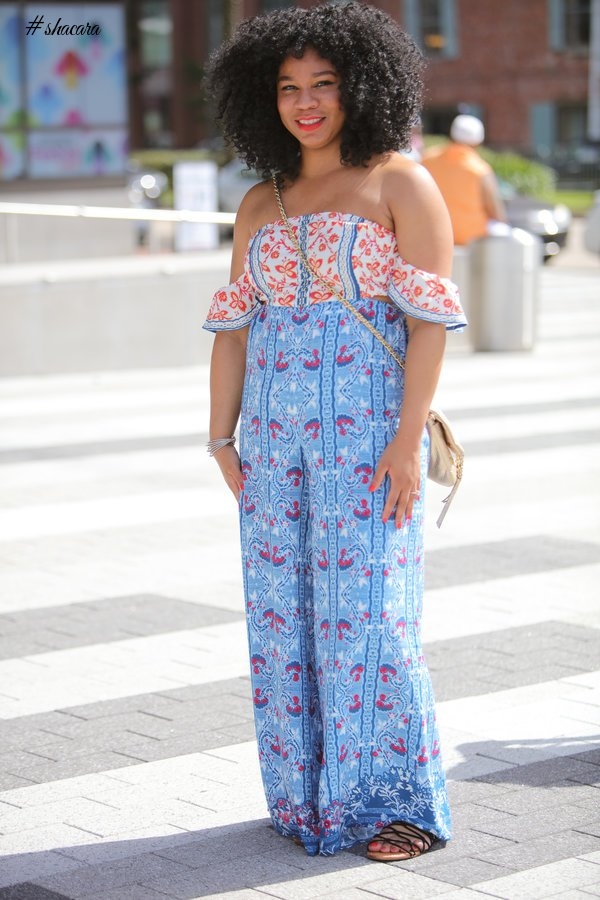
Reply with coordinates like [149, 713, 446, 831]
[207, 436, 236, 457]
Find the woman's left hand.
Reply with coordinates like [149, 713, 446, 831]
[369, 442, 421, 528]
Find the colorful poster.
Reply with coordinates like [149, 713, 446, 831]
[0, 5, 23, 128]
[28, 127, 128, 178]
[25, 4, 126, 128]
[1, 3, 127, 180]
[0, 132, 25, 179]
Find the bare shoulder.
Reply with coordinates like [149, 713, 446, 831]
[381, 153, 448, 218]
[236, 180, 278, 243]
[379, 153, 454, 276]
[229, 180, 277, 281]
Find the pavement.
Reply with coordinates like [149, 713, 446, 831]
[553, 218, 597, 270]
[0, 254, 599, 899]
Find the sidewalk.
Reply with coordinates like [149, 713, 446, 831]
[553, 217, 599, 270]
[0, 265, 599, 899]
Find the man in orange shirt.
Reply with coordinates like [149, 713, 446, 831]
[422, 115, 507, 245]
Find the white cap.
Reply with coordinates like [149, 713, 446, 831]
[450, 114, 485, 146]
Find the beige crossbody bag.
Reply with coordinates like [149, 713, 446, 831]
[273, 175, 464, 528]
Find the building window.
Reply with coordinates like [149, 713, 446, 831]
[207, 0, 225, 52]
[549, 0, 591, 51]
[404, 0, 458, 59]
[260, 0, 295, 10]
[558, 103, 588, 145]
[422, 107, 459, 137]
[138, 0, 173, 148]
[564, 0, 591, 48]
[422, 104, 484, 138]
[530, 102, 590, 156]
[420, 0, 446, 55]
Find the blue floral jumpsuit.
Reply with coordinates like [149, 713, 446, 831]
[204, 211, 467, 855]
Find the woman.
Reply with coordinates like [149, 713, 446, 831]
[203, 2, 466, 860]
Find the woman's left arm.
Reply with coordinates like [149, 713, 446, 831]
[369, 160, 454, 528]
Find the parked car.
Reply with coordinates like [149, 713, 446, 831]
[501, 182, 572, 261]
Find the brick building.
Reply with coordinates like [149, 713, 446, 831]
[410, 0, 594, 162]
[128, 0, 595, 161]
[0, 0, 595, 182]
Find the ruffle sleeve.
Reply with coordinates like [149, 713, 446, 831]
[387, 261, 467, 332]
[203, 270, 263, 332]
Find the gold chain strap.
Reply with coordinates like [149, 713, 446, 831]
[272, 177, 463, 529]
[272, 175, 405, 371]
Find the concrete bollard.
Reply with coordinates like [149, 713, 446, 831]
[468, 228, 542, 352]
[583, 190, 600, 256]
[449, 245, 472, 352]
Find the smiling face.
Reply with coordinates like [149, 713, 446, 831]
[276, 47, 345, 152]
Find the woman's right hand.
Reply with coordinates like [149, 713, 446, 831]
[213, 444, 244, 501]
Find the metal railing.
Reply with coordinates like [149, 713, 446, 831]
[0, 201, 237, 264]
[0, 200, 236, 224]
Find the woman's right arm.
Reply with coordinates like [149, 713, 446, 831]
[209, 329, 247, 500]
[208, 186, 262, 500]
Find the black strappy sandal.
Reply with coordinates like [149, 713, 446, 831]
[366, 821, 437, 861]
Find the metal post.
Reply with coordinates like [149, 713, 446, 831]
[224, 0, 243, 38]
[589, 0, 600, 140]
[1, 215, 19, 264]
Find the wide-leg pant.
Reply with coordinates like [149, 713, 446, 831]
[239, 299, 451, 855]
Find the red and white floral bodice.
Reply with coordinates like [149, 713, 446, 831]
[203, 212, 466, 332]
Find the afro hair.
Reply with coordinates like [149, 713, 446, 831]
[205, 1, 423, 180]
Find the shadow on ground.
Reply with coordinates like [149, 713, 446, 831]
[1, 741, 598, 898]
[447, 737, 600, 783]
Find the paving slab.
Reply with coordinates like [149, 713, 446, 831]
[548, 891, 600, 900]
[468, 858, 600, 899]
[359, 872, 469, 898]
